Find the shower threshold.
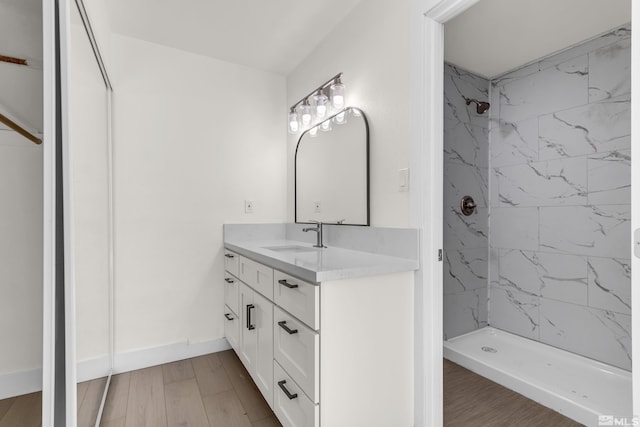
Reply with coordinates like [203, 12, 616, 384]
[443, 327, 632, 427]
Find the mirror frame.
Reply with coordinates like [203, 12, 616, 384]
[294, 106, 370, 226]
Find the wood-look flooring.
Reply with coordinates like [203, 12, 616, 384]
[99, 350, 281, 427]
[444, 359, 584, 426]
[0, 392, 41, 427]
[0, 355, 585, 427]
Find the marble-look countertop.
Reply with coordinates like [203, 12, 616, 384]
[224, 239, 419, 283]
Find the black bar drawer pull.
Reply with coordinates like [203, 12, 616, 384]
[246, 304, 255, 330]
[277, 380, 298, 400]
[224, 313, 234, 321]
[224, 277, 235, 284]
[278, 279, 298, 289]
[225, 254, 235, 258]
[278, 321, 298, 335]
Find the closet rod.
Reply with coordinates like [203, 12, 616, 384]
[0, 113, 42, 145]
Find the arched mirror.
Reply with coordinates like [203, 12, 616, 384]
[295, 107, 369, 225]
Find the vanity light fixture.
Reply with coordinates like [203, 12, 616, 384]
[288, 108, 300, 134]
[330, 75, 345, 109]
[314, 90, 329, 119]
[320, 119, 332, 132]
[288, 72, 345, 134]
[309, 126, 319, 137]
[300, 99, 312, 126]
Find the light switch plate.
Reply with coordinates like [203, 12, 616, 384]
[635, 228, 640, 259]
[245, 200, 254, 213]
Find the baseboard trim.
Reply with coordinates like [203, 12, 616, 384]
[0, 368, 42, 400]
[113, 337, 231, 374]
[77, 356, 111, 383]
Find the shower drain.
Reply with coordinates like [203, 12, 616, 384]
[481, 346, 497, 353]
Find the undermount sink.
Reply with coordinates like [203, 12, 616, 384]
[263, 245, 319, 254]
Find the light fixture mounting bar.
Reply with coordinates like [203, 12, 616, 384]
[289, 72, 343, 111]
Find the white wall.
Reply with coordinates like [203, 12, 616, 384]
[0, 0, 43, 396]
[0, 2, 43, 132]
[111, 34, 287, 356]
[0, 130, 43, 380]
[286, 0, 412, 227]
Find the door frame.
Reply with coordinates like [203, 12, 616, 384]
[411, 0, 637, 424]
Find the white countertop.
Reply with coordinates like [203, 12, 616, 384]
[224, 239, 419, 283]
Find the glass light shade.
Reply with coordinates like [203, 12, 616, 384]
[309, 126, 318, 137]
[330, 81, 345, 110]
[334, 111, 347, 125]
[314, 92, 329, 119]
[320, 119, 332, 132]
[300, 101, 312, 126]
[288, 110, 300, 134]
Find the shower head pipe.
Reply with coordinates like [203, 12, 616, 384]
[463, 96, 490, 114]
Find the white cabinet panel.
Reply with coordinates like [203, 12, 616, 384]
[274, 271, 319, 330]
[223, 304, 240, 351]
[273, 306, 319, 403]
[224, 273, 239, 316]
[274, 361, 319, 427]
[239, 256, 274, 300]
[238, 282, 274, 408]
[224, 250, 239, 277]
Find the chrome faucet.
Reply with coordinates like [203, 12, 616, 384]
[303, 221, 326, 248]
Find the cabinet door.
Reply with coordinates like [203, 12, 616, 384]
[252, 290, 274, 408]
[238, 283, 256, 369]
[238, 283, 274, 408]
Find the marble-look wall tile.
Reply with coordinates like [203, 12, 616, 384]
[443, 289, 488, 340]
[444, 122, 488, 167]
[444, 64, 490, 130]
[589, 38, 631, 102]
[539, 299, 631, 370]
[498, 250, 588, 305]
[489, 286, 539, 340]
[499, 56, 588, 124]
[444, 206, 488, 250]
[587, 150, 631, 205]
[538, 99, 631, 160]
[539, 205, 630, 258]
[538, 25, 630, 72]
[496, 157, 587, 207]
[490, 207, 538, 250]
[588, 257, 631, 315]
[490, 168, 500, 208]
[490, 117, 538, 167]
[444, 163, 488, 209]
[444, 248, 488, 295]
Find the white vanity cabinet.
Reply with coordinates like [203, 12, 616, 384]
[224, 249, 414, 427]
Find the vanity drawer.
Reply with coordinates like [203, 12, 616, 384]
[223, 305, 240, 350]
[239, 256, 274, 300]
[274, 306, 319, 403]
[224, 273, 239, 315]
[274, 361, 319, 427]
[224, 250, 240, 277]
[274, 271, 319, 330]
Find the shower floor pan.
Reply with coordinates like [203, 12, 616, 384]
[443, 327, 632, 426]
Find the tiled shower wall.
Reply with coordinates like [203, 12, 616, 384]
[444, 26, 632, 370]
[443, 64, 489, 340]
